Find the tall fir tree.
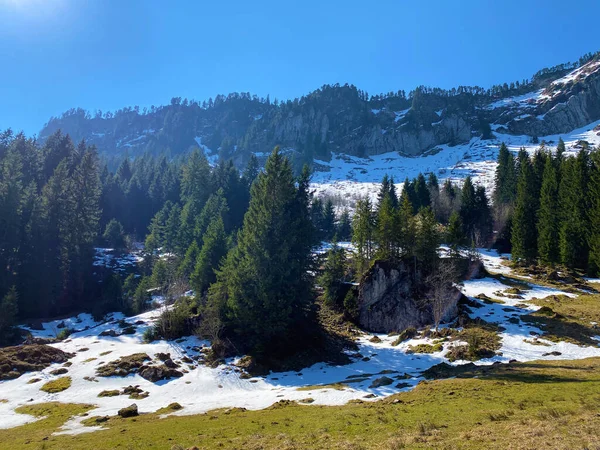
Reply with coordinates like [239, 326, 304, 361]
[511, 156, 538, 263]
[208, 148, 313, 356]
[559, 150, 590, 269]
[191, 216, 228, 296]
[537, 154, 560, 265]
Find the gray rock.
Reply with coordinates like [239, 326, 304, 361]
[357, 260, 459, 333]
[118, 403, 138, 418]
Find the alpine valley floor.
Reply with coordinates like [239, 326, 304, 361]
[2, 249, 600, 449]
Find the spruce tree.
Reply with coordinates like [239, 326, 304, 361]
[0, 286, 18, 345]
[460, 176, 477, 241]
[319, 240, 347, 307]
[511, 156, 538, 263]
[494, 143, 517, 205]
[415, 207, 439, 273]
[413, 173, 431, 211]
[177, 240, 200, 279]
[537, 154, 560, 265]
[375, 193, 397, 259]
[336, 208, 352, 241]
[191, 216, 228, 296]
[559, 150, 590, 269]
[208, 148, 313, 356]
[398, 194, 416, 258]
[322, 199, 336, 240]
[446, 211, 464, 257]
[352, 197, 375, 273]
[473, 186, 492, 246]
[589, 151, 600, 274]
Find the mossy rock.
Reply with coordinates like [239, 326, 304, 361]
[98, 390, 120, 398]
[96, 353, 150, 377]
[40, 376, 71, 393]
[369, 376, 393, 388]
[0, 344, 73, 381]
[118, 403, 138, 418]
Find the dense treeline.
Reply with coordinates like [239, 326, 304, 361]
[0, 130, 101, 334]
[495, 140, 600, 275]
[0, 128, 260, 332]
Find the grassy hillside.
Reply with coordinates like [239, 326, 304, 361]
[2, 357, 600, 449]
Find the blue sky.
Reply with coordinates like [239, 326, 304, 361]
[0, 0, 598, 135]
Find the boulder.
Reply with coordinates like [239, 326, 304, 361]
[357, 260, 459, 333]
[118, 404, 138, 418]
[139, 365, 183, 382]
[369, 376, 393, 388]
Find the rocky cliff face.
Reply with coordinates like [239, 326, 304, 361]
[357, 261, 460, 333]
[37, 55, 600, 163]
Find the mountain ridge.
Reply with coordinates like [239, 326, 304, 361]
[38, 52, 600, 167]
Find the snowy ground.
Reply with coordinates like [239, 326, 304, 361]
[2, 249, 600, 435]
[310, 119, 600, 209]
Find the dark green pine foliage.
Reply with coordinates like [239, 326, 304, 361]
[191, 216, 228, 296]
[103, 219, 126, 249]
[537, 154, 560, 265]
[493, 143, 517, 205]
[0, 286, 18, 345]
[511, 156, 538, 263]
[208, 148, 314, 356]
[319, 240, 347, 308]
[415, 207, 439, 273]
[460, 176, 477, 242]
[446, 211, 464, 257]
[559, 150, 590, 269]
[375, 191, 397, 259]
[0, 149, 23, 294]
[322, 199, 336, 241]
[413, 173, 431, 211]
[377, 175, 391, 207]
[398, 194, 416, 259]
[352, 197, 375, 272]
[400, 178, 417, 214]
[588, 151, 600, 274]
[473, 186, 493, 246]
[177, 240, 200, 279]
[336, 208, 352, 241]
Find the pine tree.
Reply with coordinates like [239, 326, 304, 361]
[377, 174, 391, 207]
[589, 151, 600, 274]
[375, 193, 397, 259]
[177, 240, 200, 279]
[537, 154, 560, 265]
[415, 207, 439, 273]
[352, 197, 375, 273]
[191, 217, 228, 296]
[446, 211, 464, 257]
[400, 178, 417, 214]
[460, 176, 477, 241]
[511, 156, 538, 263]
[413, 173, 431, 211]
[336, 208, 352, 241]
[559, 150, 590, 269]
[0, 149, 23, 295]
[180, 149, 211, 206]
[0, 286, 18, 345]
[473, 186, 492, 246]
[208, 148, 313, 356]
[494, 143, 517, 205]
[398, 194, 416, 258]
[319, 240, 347, 307]
[103, 219, 126, 249]
[322, 199, 336, 240]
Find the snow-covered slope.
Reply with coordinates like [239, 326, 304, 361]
[2, 249, 600, 434]
[311, 119, 600, 207]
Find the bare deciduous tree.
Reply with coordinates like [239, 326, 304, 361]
[424, 260, 460, 331]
